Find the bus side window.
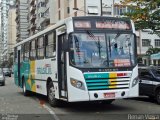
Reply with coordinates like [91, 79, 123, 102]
[21, 45, 24, 62]
[45, 32, 55, 58]
[37, 36, 44, 59]
[14, 47, 17, 62]
[24, 42, 30, 61]
[30, 40, 36, 60]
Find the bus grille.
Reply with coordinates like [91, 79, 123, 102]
[84, 73, 131, 91]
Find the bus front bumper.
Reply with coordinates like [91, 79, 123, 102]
[88, 89, 130, 101]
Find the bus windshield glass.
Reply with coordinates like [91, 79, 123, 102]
[69, 32, 135, 68]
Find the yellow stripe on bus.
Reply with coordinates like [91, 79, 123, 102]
[109, 73, 117, 88]
[30, 61, 36, 92]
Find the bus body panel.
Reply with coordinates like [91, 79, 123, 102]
[128, 65, 139, 97]
[67, 66, 90, 102]
[13, 16, 139, 104]
[67, 67, 138, 102]
[15, 58, 57, 96]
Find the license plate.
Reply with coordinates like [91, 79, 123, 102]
[104, 93, 115, 98]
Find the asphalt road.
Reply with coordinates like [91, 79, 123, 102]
[0, 76, 160, 120]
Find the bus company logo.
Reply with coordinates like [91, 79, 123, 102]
[37, 64, 52, 74]
[87, 74, 102, 78]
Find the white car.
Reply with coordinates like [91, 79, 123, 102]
[0, 69, 5, 86]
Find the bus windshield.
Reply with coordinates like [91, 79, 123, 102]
[69, 32, 136, 68]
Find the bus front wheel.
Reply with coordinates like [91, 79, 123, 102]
[48, 82, 59, 107]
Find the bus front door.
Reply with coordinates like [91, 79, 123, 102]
[18, 50, 21, 87]
[58, 34, 67, 99]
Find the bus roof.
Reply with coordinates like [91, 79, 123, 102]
[14, 16, 133, 48]
[14, 17, 73, 48]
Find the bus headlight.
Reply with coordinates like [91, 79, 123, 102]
[132, 76, 139, 87]
[70, 78, 85, 90]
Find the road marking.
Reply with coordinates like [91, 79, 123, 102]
[36, 98, 60, 120]
[42, 104, 60, 120]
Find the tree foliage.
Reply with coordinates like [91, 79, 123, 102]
[0, 57, 13, 68]
[146, 47, 160, 55]
[121, 0, 160, 31]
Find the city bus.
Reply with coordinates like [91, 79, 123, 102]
[14, 16, 139, 106]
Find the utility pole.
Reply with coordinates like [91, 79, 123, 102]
[112, 0, 115, 17]
[100, 0, 103, 16]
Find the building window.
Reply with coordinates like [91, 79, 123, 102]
[142, 39, 150, 47]
[102, 6, 112, 16]
[88, 6, 98, 15]
[155, 39, 160, 47]
[38, 2, 46, 8]
[114, 6, 133, 16]
[38, 13, 44, 19]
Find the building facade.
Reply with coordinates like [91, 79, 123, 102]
[0, 3, 2, 64]
[15, 0, 29, 42]
[1, 0, 10, 61]
[8, 5, 16, 58]
[27, 0, 37, 36]
[14, 0, 160, 66]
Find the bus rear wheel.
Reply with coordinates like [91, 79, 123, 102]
[48, 82, 59, 107]
[23, 80, 30, 96]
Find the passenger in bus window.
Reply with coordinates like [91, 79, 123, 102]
[111, 42, 118, 59]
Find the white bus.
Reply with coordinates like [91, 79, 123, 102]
[14, 16, 139, 106]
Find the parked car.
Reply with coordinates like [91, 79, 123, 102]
[138, 66, 160, 104]
[0, 69, 5, 86]
[3, 68, 11, 77]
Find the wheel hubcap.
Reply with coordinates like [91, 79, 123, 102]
[23, 82, 26, 92]
[49, 86, 55, 100]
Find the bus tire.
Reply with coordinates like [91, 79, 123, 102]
[23, 79, 30, 96]
[48, 82, 59, 107]
[156, 89, 160, 105]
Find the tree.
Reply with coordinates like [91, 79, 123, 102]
[121, 0, 160, 32]
[0, 56, 13, 68]
[146, 48, 160, 55]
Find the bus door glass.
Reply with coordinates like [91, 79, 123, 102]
[58, 34, 67, 98]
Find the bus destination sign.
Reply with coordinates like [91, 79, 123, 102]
[96, 20, 131, 30]
[74, 21, 91, 28]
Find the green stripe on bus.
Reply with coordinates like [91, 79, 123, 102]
[87, 83, 109, 86]
[84, 73, 109, 79]
[88, 86, 109, 89]
[86, 79, 109, 83]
